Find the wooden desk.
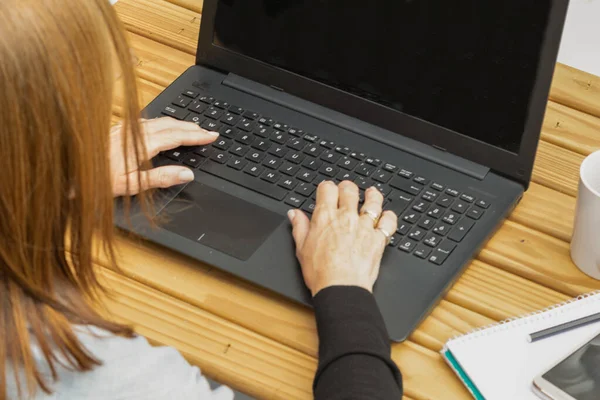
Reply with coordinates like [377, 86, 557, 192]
[104, 1, 600, 398]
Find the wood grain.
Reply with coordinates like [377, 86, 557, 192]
[165, 0, 204, 14]
[542, 100, 600, 156]
[532, 140, 583, 197]
[550, 63, 600, 119]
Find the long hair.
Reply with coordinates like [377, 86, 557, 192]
[0, 0, 149, 398]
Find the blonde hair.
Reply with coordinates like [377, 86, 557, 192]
[0, 0, 149, 398]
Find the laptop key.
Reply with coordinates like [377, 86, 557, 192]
[162, 105, 189, 120]
[475, 199, 490, 209]
[285, 193, 305, 208]
[184, 113, 204, 126]
[303, 134, 318, 143]
[288, 127, 302, 136]
[226, 157, 247, 171]
[199, 95, 215, 104]
[398, 169, 414, 179]
[429, 241, 457, 265]
[354, 176, 370, 190]
[389, 234, 401, 247]
[365, 157, 382, 167]
[263, 156, 282, 170]
[414, 244, 432, 259]
[460, 193, 476, 203]
[304, 144, 325, 157]
[270, 131, 288, 144]
[356, 163, 375, 177]
[182, 154, 203, 168]
[278, 177, 299, 190]
[387, 193, 412, 215]
[373, 170, 392, 183]
[230, 145, 249, 157]
[236, 133, 253, 145]
[321, 151, 341, 164]
[221, 113, 241, 126]
[246, 151, 266, 163]
[298, 170, 317, 183]
[295, 182, 315, 197]
[189, 101, 208, 114]
[201, 119, 222, 131]
[446, 188, 460, 197]
[423, 233, 442, 247]
[390, 177, 423, 195]
[164, 149, 184, 161]
[408, 227, 426, 241]
[273, 122, 289, 132]
[205, 107, 224, 120]
[252, 138, 271, 152]
[254, 125, 274, 138]
[383, 163, 398, 173]
[182, 89, 199, 99]
[432, 222, 451, 236]
[335, 146, 351, 155]
[302, 200, 316, 214]
[302, 158, 322, 171]
[213, 138, 232, 151]
[173, 95, 192, 108]
[228, 105, 244, 115]
[258, 117, 274, 126]
[237, 119, 256, 132]
[398, 238, 418, 253]
[338, 157, 358, 171]
[319, 140, 336, 149]
[193, 146, 214, 158]
[436, 194, 454, 208]
[210, 151, 230, 164]
[242, 111, 259, 120]
[220, 127, 239, 139]
[418, 216, 436, 230]
[213, 100, 230, 109]
[319, 164, 339, 178]
[280, 162, 300, 176]
[442, 211, 459, 225]
[261, 170, 281, 184]
[427, 206, 444, 219]
[448, 218, 475, 242]
[421, 190, 438, 202]
[466, 207, 484, 220]
[373, 183, 391, 197]
[242, 163, 263, 177]
[336, 170, 357, 182]
[287, 138, 306, 151]
[413, 176, 429, 185]
[350, 152, 366, 161]
[285, 151, 306, 164]
[412, 201, 430, 213]
[396, 222, 412, 236]
[403, 211, 420, 224]
[200, 161, 286, 201]
[431, 182, 445, 192]
[451, 200, 469, 214]
[268, 144, 288, 158]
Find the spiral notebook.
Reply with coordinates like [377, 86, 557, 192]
[442, 292, 600, 400]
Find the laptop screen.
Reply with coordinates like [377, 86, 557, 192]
[212, 1, 553, 154]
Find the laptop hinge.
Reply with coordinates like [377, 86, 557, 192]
[222, 74, 490, 181]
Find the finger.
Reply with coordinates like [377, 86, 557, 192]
[119, 166, 195, 195]
[142, 117, 208, 135]
[337, 180, 359, 212]
[288, 209, 310, 252]
[314, 180, 339, 212]
[146, 128, 219, 158]
[359, 187, 384, 227]
[375, 210, 398, 247]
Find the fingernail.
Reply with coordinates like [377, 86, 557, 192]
[287, 210, 296, 222]
[178, 169, 195, 182]
[207, 131, 219, 137]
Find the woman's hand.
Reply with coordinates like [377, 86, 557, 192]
[288, 181, 398, 296]
[111, 117, 218, 197]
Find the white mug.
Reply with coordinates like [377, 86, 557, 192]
[571, 150, 600, 279]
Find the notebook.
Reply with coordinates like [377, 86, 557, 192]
[442, 291, 600, 400]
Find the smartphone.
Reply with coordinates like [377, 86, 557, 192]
[533, 331, 600, 400]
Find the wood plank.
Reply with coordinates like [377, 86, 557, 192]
[550, 63, 600, 119]
[542, 100, 600, 156]
[115, 0, 199, 55]
[166, 0, 203, 14]
[480, 221, 600, 297]
[532, 140, 583, 197]
[99, 268, 315, 400]
[509, 182, 575, 243]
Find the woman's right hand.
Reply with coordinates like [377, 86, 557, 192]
[288, 180, 398, 297]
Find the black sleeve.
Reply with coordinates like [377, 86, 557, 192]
[312, 286, 403, 400]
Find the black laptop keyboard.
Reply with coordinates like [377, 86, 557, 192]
[159, 88, 492, 266]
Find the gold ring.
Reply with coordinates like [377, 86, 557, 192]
[360, 209, 380, 226]
[377, 228, 392, 245]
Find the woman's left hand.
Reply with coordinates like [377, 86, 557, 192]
[111, 117, 219, 197]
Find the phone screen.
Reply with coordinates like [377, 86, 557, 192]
[542, 332, 600, 399]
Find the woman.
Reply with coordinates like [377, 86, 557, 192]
[0, 0, 402, 399]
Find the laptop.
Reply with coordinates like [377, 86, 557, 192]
[116, 1, 569, 342]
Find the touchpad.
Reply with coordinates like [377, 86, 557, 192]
[158, 182, 284, 261]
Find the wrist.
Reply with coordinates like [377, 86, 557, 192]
[312, 281, 373, 297]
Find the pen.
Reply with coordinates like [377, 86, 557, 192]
[528, 312, 600, 343]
